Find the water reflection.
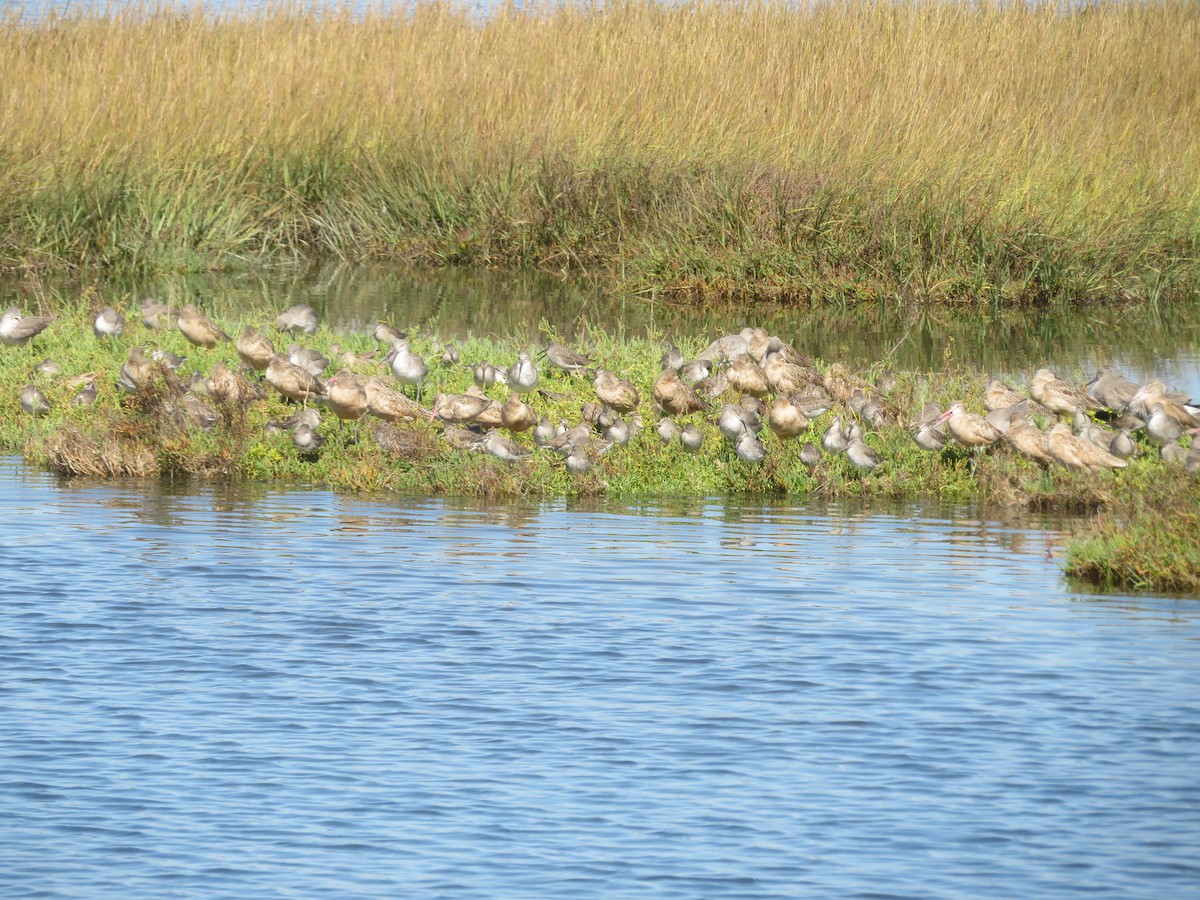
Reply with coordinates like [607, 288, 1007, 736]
[5, 263, 1198, 391]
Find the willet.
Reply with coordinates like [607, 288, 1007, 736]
[845, 435, 881, 473]
[507, 351, 540, 394]
[93, 307, 124, 339]
[1145, 405, 1184, 447]
[545, 342, 594, 376]
[1, 307, 54, 347]
[385, 340, 428, 401]
[19, 384, 50, 416]
[695, 333, 748, 363]
[293, 423, 325, 457]
[482, 430, 530, 462]
[799, 441, 822, 470]
[1088, 366, 1140, 411]
[177, 305, 229, 348]
[374, 321, 405, 346]
[719, 403, 759, 442]
[822, 416, 849, 454]
[276, 303, 319, 335]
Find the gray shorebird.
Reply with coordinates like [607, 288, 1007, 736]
[1088, 366, 1140, 411]
[678, 358, 711, 386]
[680, 423, 704, 453]
[386, 340, 428, 401]
[545, 342, 594, 376]
[1109, 429, 1136, 460]
[177, 305, 229, 348]
[236, 326, 275, 372]
[657, 418, 681, 443]
[1145, 404, 1184, 448]
[1, 307, 54, 347]
[140, 299, 172, 330]
[507, 351, 540, 394]
[735, 431, 765, 464]
[660, 342, 684, 372]
[534, 417, 557, 446]
[35, 358, 60, 378]
[800, 441, 822, 469]
[19, 384, 50, 416]
[266, 353, 325, 404]
[288, 344, 329, 378]
[150, 349, 185, 371]
[93, 307, 124, 338]
[565, 446, 592, 475]
[845, 435, 881, 473]
[293, 423, 325, 457]
[822, 416, 849, 455]
[482, 430, 530, 462]
[73, 382, 98, 406]
[117, 346, 155, 393]
[374, 321, 405, 346]
[719, 403, 760, 442]
[276, 303, 319, 335]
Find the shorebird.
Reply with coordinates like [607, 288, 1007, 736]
[150, 349, 185, 370]
[276, 303, 319, 335]
[1145, 405, 1184, 447]
[140, 299, 172, 330]
[678, 358, 711, 385]
[19, 384, 50, 416]
[385, 340, 428, 401]
[696, 371, 729, 399]
[726, 356, 771, 398]
[845, 435, 880, 473]
[938, 403, 1003, 449]
[822, 416, 849, 454]
[695, 333, 748, 363]
[680, 423, 704, 453]
[117, 347, 156, 393]
[910, 402, 947, 451]
[735, 430, 765, 463]
[605, 418, 632, 445]
[1030, 368, 1103, 418]
[208, 362, 264, 408]
[430, 392, 494, 425]
[507, 351, 540, 394]
[293, 423, 325, 457]
[566, 446, 592, 474]
[326, 370, 368, 437]
[265, 408, 320, 436]
[180, 392, 219, 429]
[1047, 423, 1127, 472]
[501, 392, 537, 433]
[594, 369, 639, 413]
[653, 370, 707, 415]
[1162, 442, 1189, 466]
[657, 418, 681, 443]
[984, 379, 1031, 413]
[288, 345, 329, 379]
[482, 430, 530, 462]
[1109, 429, 1136, 460]
[1129, 380, 1198, 429]
[440, 344, 460, 366]
[236, 326, 275, 371]
[36, 358, 60, 378]
[472, 361, 501, 388]
[762, 351, 818, 397]
[545, 342, 594, 376]
[660, 342, 684, 372]
[363, 377, 426, 423]
[266, 353, 325, 404]
[1088, 366, 1140, 411]
[823, 363, 873, 406]
[534, 418, 557, 446]
[768, 395, 808, 439]
[374, 321, 405, 346]
[72, 382, 98, 406]
[93, 307, 124, 338]
[1, 307, 54, 347]
[719, 403, 759, 442]
[177, 305, 229, 348]
[1004, 417, 1054, 465]
[800, 441, 822, 470]
[1073, 409, 1116, 451]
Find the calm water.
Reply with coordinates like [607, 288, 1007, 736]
[2, 458, 1199, 897]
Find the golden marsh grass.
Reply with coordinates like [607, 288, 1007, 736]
[1, 0, 1198, 301]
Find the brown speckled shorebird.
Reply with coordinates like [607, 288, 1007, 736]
[653, 370, 707, 416]
[501, 392, 537, 433]
[1030, 369, 1103, 418]
[726, 357, 771, 398]
[177, 305, 230, 349]
[326, 370, 369, 437]
[767, 395, 808, 439]
[431, 392, 494, 426]
[236, 326, 275, 372]
[1004, 417, 1054, 465]
[545, 342, 594, 376]
[1048, 423, 1127, 472]
[266, 353, 325, 405]
[363, 377, 427, 423]
[117, 346, 156, 393]
[594, 369, 640, 414]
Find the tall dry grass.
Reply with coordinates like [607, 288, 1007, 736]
[0, 0, 1197, 302]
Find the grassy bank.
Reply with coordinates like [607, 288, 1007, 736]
[1, 304, 1196, 593]
[1, 2, 1198, 304]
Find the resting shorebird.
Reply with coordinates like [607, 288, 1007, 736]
[507, 351, 540, 394]
[1047, 423, 1127, 472]
[19, 384, 50, 416]
[594, 369, 639, 414]
[266, 353, 325, 405]
[657, 418, 681, 443]
[276, 303, 319, 335]
[93, 307, 124, 339]
[1, 307, 54, 347]
[1030, 369, 1103, 418]
[177, 305, 229, 348]
[482, 430, 530, 463]
[236, 326, 275, 371]
[653, 370, 707, 416]
[680, 423, 704, 453]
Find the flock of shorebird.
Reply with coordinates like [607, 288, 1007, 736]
[3, 301, 1199, 477]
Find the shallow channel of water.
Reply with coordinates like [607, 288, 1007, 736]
[2, 459, 1199, 897]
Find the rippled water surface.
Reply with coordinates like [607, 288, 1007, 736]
[2, 459, 1199, 897]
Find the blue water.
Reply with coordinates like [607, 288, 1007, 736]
[2, 458, 1199, 898]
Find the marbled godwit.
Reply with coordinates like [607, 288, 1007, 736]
[792, 383, 833, 419]
[501, 392, 537, 433]
[1030, 369, 1103, 418]
[93, 307, 124, 338]
[441, 425, 486, 451]
[727, 357, 770, 398]
[19, 384, 49, 416]
[1004, 418, 1054, 465]
[762, 336, 812, 368]
[594, 369, 639, 413]
[938, 403, 1003, 450]
[364, 377, 426, 423]
[653, 370, 707, 416]
[1, 308, 54, 347]
[984, 380, 1031, 413]
[696, 333, 748, 363]
[236, 326, 275, 372]
[276, 304, 319, 335]
[507, 351, 540, 394]
[680, 423, 704, 452]
[1130, 380, 1199, 429]
[545, 342, 594, 376]
[385, 340, 428, 401]
[431, 392, 493, 425]
[209, 362, 264, 408]
[768, 395, 808, 439]
[1047, 423, 1127, 472]
[177, 305, 229, 348]
[482, 430, 530, 462]
[266, 353, 325, 404]
[326, 370, 369, 436]
[763, 351, 818, 397]
[823, 363, 872, 406]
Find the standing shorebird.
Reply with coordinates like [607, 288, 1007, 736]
[177, 305, 230, 348]
[266, 353, 325, 405]
[594, 369, 640, 414]
[93, 307, 124, 339]
[545, 342, 594, 376]
[845, 435, 881, 473]
[653, 370, 707, 416]
[767, 394, 808, 440]
[680, 423, 704, 453]
[1, 307, 54, 347]
[326, 369, 368, 440]
[19, 384, 50, 416]
[236, 326, 276, 372]
[507, 351, 540, 394]
[1030, 369, 1103, 418]
[501, 392, 537, 433]
[276, 303, 319, 335]
[822, 416, 849, 455]
[140, 299, 172, 330]
[385, 340, 428, 401]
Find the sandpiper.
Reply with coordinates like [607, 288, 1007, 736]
[566, 446, 591, 474]
[276, 303, 319, 335]
[845, 435, 881, 473]
[93, 307, 124, 338]
[19, 384, 50, 416]
[735, 431, 765, 464]
[117, 347, 155, 393]
[507, 351, 540, 394]
[680, 423, 704, 453]
[482, 430, 530, 462]
[657, 418, 681, 443]
[822, 416, 849, 454]
[293, 423, 325, 457]
[1, 307, 54, 347]
[73, 382, 98, 406]
[768, 395, 808, 439]
[799, 441, 822, 469]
